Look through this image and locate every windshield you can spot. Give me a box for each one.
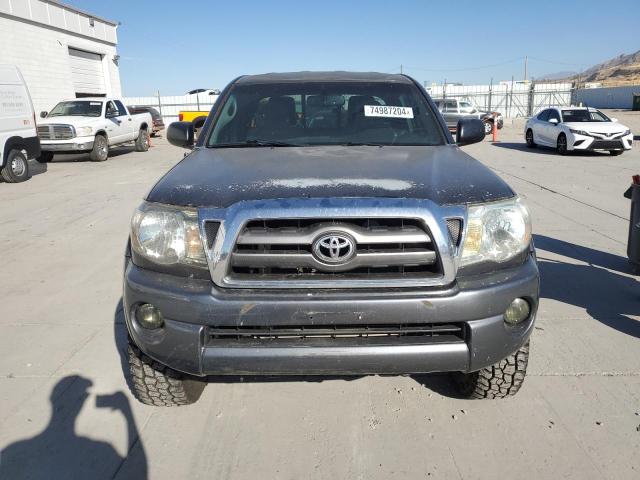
[207,82,445,147]
[561,109,610,123]
[48,101,102,117]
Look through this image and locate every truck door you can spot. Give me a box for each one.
[443,100,460,128]
[114,100,135,141]
[105,101,127,143]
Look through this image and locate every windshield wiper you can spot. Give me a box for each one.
[340,142,386,147]
[209,139,301,148]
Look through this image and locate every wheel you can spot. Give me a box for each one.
[484,121,493,135]
[525,129,536,148]
[452,341,529,399]
[89,135,109,162]
[36,151,54,163]
[127,343,205,406]
[1,149,30,183]
[135,129,150,152]
[609,150,623,156]
[556,133,568,155]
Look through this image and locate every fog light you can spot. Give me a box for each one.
[504,298,530,325]
[135,303,164,329]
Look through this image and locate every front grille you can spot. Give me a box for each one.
[37,125,75,140]
[590,140,623,150]
[591,132,626,139]
[207,323,464,343]
[229,218,441,281]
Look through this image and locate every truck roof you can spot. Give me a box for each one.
[59,97,110,102]
[235,71,414,85]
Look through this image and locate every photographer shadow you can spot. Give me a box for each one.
[0,375,147,480]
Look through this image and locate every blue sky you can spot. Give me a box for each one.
[73,0,639,96]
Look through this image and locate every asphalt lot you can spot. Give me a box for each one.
[1,111,639,479]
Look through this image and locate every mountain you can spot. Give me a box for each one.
[538,70,578,81]
[546,50,640,86]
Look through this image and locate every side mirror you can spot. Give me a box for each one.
[611,117,618,123]
[40,111,48,118]
[548,118,559,124]
[456,118,485,146]
[167,121,195,148]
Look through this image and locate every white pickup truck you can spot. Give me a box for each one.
[37,97,152,162]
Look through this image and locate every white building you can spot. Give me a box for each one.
[0,0,121,113]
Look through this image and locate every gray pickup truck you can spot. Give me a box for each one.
[433,98,504,134]
[123,72,538,406]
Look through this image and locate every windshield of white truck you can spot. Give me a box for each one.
[207,82,446,147]
[48,101,103,117]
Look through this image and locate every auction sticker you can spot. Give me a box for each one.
[364,105,413,119]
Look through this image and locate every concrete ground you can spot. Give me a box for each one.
[1,111,639,479]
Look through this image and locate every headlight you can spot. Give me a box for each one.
[569,128,590,136]
[460,197,531,266]
[130,202,206,267]
[623,129,631,136]
[77,126,93,136]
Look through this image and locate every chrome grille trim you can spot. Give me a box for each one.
[37,124,75,140]
[198,198,466,289]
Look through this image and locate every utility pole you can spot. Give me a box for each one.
[524,56,528,82]
[400,64,403,74]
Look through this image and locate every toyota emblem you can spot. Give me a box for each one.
[312,232,356,264]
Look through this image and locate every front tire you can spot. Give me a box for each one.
[452,341,529,399]
[90,135,109,162]
[525,129,536,148]
[556,133,568,155]
[135,129,150,152]
[484,120,493,135]
[1,149,30,183]
[37,151,54,163]
[127,343,205,406]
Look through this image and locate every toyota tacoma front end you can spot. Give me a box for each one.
[122,72,539,406]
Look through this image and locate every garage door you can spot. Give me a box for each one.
[68,47,106,97]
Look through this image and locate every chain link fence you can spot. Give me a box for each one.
[426,81,574,118]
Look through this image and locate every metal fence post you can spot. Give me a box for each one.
[527,81,535,117]
[488,78,493,112]
[156,90,162,117]
[509,76,514,119]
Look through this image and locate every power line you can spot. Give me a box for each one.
[401,57,524,73]
[527,56,583,67]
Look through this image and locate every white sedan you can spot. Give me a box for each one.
[524,107,633,156]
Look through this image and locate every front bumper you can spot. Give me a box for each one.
[569,132,633,151]
[40,136,94,152]
[123,254,539,377]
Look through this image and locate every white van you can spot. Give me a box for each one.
[0,64,40,183]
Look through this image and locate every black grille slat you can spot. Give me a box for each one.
[208,323,464,341]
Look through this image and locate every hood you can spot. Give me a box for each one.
[147,145,514,208]
[564,121,629,134]
[37,116,93,125]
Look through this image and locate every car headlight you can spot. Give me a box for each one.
[623,129,631,136]
[569,128,590,136]
[77,126,93,136]
[130,202,206,268]
[460,197,531,267]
